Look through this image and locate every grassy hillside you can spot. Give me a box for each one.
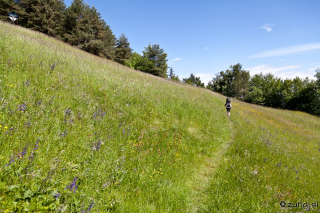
[1,21,320,212]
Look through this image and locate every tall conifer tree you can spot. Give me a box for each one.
[115,33,133,64]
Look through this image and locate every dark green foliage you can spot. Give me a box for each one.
[0,0,20,22]
[208,65,320,116]
[315,68,320,87]
[142,44,168,78]
[168,67,180,82]
[208,63,249,99]
[17,0,66,37]
[124,52,155,73]
[62,1,116,59]
[115,33,132,64]
[183,73,204,88]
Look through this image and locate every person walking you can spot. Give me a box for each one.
[225,97,232,118]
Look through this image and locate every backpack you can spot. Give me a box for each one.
[226,103,231,109]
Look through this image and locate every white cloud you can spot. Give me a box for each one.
[204,47,209,50]
[249,42,320,58]
[247,64,301,76]
[246,64,317,79]
[172,58,182,62]
[195,73,214,86]
[259,24,274,32]
[307,65,320,72]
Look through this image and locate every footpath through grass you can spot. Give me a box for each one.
[0,21,231,212]
[201,99,320,212]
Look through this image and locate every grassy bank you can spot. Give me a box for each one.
[1,21,320,213]
[0,21,230,212]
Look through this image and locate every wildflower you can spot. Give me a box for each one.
[87,202,94,212]
[25,120,31,128]
[92,140,102,151]
[53,193,60,200]
[65,107,71,116]
[25,80,30,87]
[19,104,26,112]
[65,177,78,193]
[37,100,42,106]
[92,112,97,119]
[61,131,67,138]
[57,203,65,212]
[51,62,56,70]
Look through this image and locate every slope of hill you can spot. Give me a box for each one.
[0,21,320,212]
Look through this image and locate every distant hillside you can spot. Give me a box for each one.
[1,21,320,212]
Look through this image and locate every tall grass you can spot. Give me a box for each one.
[0,21,230,212]
[1,21,320,213]
[202,100,320,212]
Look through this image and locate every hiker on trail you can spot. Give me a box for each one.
[225,97,232,118]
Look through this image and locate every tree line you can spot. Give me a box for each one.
[206,63,320,116]
[0,0,169,78]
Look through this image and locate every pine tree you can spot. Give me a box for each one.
[19,0,65,37]
[168,67,180,81]
[115,33,133,64]
[142,44,168,78]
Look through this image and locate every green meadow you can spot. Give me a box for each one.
[0,21,320,212]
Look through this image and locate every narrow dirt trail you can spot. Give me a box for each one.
[186,96,236,212]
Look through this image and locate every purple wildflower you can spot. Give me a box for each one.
[37,100,42,106]
[5,155,15,166]
[102,181,109,188]
[25,80,30,87]
[118,122,122,127]
[51,62,56,70]
[19,104,26,112]
[20,145,28,158]
[25,120,31,127]
[65,107,71,116]
[92,140,102,151]
[28,139,40,161]
[86,202,94,212]
[65,177,78,193]
[57,203,64,212]
[96,140,101,150]
[92,112,97,119]
[60,131,67,137]
[54,193,60,200]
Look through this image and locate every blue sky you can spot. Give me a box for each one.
[65,0,320,85]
